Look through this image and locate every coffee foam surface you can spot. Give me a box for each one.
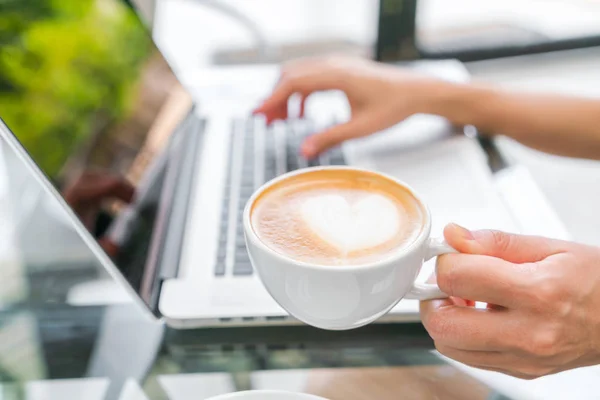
[250,170,424,266]
[300,193,400,254]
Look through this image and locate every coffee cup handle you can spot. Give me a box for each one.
[404,237,457,301]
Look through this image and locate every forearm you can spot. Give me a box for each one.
[420,82,600,160]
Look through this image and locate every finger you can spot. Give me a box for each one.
[463,364,527,379]
[420,301,514,351]
[472,366,536,380]
[436,253,527,307]
[254,74,289,123]
[301,116,377,158]
[256,63,347,118]
[435,344,506,368]
[426,273,475,307]
[93,176,135,203]
[434,346,527,378]
[264,102,288,124]
[254,74,286,115]
[256,75,320,117]
[435,345,539,379]
[444,223,566,263]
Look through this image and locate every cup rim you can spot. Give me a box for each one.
[243,166,432,272]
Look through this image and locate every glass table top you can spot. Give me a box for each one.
[0,127,506,399]
[0,305,500,400]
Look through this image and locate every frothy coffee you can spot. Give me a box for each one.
[250,169,425,266]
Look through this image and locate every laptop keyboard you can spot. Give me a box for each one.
[215,117,346,277]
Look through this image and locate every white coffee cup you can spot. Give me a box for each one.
[206,390,329,400]
[243,166,455,330]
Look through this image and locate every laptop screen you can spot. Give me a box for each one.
[0,0,193,310]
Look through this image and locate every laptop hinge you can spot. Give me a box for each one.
[153,115,205,301]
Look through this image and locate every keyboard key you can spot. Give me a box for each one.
[318,152,330,166]
[233,262,253,276]
[220,216,229,227]
[264,136,278,181]
[241,181,253,191]
[329,148,346,165]
[253,116,267,188]
[214,261,226,276]
[233,247,253,275]
[235,246,249,258]
[271,121,287,175]
[286,153,299,171]
[308,157,320,168]
[216,246,227,261]
[286,141,305,171]
[239,191,254,202]
[242,167,254,178]
[264,163,277,182]
[291,120,309,170]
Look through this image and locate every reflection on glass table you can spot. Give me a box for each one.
[0,303,502,400]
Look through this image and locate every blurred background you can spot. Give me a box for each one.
[148,0,600,67]
[5,0,600,203]
[4,0,600,180]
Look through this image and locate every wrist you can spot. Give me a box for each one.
[397,79,463,116]
[411,80,501,128]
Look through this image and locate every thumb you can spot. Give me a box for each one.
[301,116,376,159]
[443,223,563,263]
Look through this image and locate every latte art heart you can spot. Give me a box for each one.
[300,194,401,254]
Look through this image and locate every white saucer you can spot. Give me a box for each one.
[206,390,329,400]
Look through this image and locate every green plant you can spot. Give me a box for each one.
[0,0,152,177]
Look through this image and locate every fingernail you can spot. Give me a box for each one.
[448,223,473,240]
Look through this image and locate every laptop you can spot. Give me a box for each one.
[0,0,569,328]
